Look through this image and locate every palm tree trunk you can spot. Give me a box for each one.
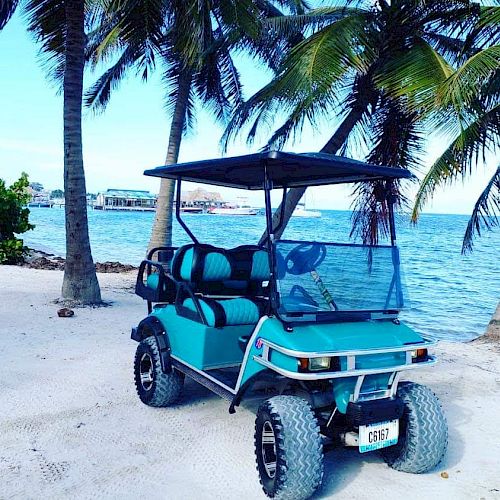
[258,107,364,244]
[148,69,192,252]
[61,0,101,304]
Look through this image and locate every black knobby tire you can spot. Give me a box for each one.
[255,396,324,499]
[134,336,184,407]
[382,382,448,473]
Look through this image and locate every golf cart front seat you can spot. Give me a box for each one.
[172,244,269,327]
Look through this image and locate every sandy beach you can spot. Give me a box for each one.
[1,265,499,500]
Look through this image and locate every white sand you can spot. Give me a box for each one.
[1,266,499,499]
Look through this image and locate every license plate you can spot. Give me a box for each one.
[359,419,399,453]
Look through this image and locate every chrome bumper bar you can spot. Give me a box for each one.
[253,337,437,402]
[253,355,437,381]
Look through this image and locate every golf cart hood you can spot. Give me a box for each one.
[263,317,423,353]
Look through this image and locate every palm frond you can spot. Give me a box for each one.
[464,5,500,50]
[0,0,18,29]
[412,103,500,220]
[350,99,421,245]
[437,45,500,110]
[375,37,454,112]
[223,11,369,149]
[23,0,66,85]
[422,32,469,64]
[85,11,124,68]
[84,46,135,112]
[263,6,368,34]
[103,0,168,77]
[462,165,500,253]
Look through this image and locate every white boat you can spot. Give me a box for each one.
[209,197,258,216]
[292,201,321,218]
[209,204,258,216]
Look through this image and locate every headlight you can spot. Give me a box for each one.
[297,356,335,372]
[411,348,428,363]
[309,357,331,371]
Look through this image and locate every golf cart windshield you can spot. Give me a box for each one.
[275,241,404,318]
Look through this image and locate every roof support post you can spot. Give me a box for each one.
[386,181,397,246]
[175,177,198,243]
[263,162,279,314]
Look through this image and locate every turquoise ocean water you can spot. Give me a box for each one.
[25,207,499,342]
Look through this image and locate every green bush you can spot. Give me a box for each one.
[0,173,35,264]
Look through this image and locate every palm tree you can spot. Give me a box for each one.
[411,43,500,252]
[224,0,498,245]
[1,1,102,303]
[86,0,305,252]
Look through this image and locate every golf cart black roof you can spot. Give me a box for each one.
[144,151,413,190]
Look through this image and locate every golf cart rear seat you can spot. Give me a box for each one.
[172,243,269,327]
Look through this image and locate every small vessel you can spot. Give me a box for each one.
[292,201,321,218]
[181,206,204,214]
[209,198,258,215]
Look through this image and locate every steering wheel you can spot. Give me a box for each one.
[285,243,327,275]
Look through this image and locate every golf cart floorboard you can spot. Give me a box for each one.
[171,359,235,401]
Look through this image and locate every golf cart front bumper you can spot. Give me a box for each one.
[252,337,437,410]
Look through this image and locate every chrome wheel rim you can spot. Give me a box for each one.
[261,421,277,479]
[139,353,154,391]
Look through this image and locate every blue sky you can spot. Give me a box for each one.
[0,11,497,213]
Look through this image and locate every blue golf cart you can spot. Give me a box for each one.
[132,151,448,499]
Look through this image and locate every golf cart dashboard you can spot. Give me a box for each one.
[274,240,405,321]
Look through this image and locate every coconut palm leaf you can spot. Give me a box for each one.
[437,45,500,109]
[263,6,368,33]
[222,10,370,149]
[0,0,18,29]
[462,165,500,252]
[192,27,243,124]
[23,0,67,83]
[463,5,500,49]
[351,100,422,244]
[85,45,137,112]
[412,102,500,219]
[375,37,455,111]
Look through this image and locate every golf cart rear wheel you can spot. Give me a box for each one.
[382,382,448,473]
[255,396,324,499]
[134,336,184,407]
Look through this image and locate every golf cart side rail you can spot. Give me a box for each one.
[253,337,437,381]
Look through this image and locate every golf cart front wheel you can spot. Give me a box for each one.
[134,336,184,407]
[255,396,323,499]
[382,382,448,473]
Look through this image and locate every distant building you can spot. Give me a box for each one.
[178,188,224,212]
[95,189,157,211]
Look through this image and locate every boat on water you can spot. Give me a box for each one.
[28,201,53,208]
[292,201,321,218]
[209,204,259,216]
[181,206,204,214]
[208,198,258,215]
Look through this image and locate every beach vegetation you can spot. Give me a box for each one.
[0,172,34,264]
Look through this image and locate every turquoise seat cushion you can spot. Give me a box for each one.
[172,244,270,285]
[174,245,232,282]
[146,273,160,290]
[250,250,270,280]
[183,297,263,327]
